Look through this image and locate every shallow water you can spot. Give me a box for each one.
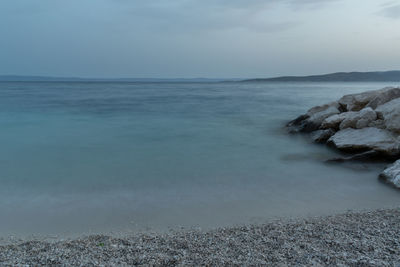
[0,81,399,236]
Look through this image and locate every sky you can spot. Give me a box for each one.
[0,0,400,78]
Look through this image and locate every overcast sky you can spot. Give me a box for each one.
[1,0,400,78]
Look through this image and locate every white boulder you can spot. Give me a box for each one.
[338,87,400,112]
[339,90,381,111]
[307,105,340,128]
[339,107,377,130]
[368,119,386,129]
[322,107,377,130]
[375,98,400,132]
[366,87,400,109]
[311,129,335,143]
[306,101,340,117]
[379,160,400,188]
[288,102,340,133]
[328,127,400,156]
[321,113,348,129]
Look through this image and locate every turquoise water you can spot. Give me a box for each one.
[0,81,399,236]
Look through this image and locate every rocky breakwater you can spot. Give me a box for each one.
[287,86,400,189]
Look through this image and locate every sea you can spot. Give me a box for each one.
[0,81,399,236]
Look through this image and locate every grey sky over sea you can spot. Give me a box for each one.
[1,0,400,78]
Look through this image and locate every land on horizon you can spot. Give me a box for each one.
[1,70,400,83]
[243,70,400,82]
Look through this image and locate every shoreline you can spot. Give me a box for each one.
[1,208,399,265]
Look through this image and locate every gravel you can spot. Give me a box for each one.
[1,208,400,266]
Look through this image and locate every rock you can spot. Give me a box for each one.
[356,118,371,129]
[379,160,400,188]
[306,105,340,130]
[287,114,309,133]
[322,108,377,130]
[339,107,377,130]
[366,87,400,109]
[288,114,309,126]
[375,96,400,114]
[321,113,348,130]
[368,119,386,129]
[375,98,400,132]
[339,90,380,111]
[287,102,340,133]
[287,87,400,190]
[306,101,340,117]
[338,87,400,112]
[311,129,335,143]
[327,127,400,156]
[337,112,358,129]
[326,150,381,162]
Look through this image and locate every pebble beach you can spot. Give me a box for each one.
[1,208,400,266]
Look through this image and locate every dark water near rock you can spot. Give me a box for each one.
[0,81,399,236]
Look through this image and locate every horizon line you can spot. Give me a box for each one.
[1,69,400,82]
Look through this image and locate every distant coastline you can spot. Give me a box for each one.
[2,70,400,83]
[243,70,400,82]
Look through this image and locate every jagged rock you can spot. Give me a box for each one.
[338,87,400,112]
[356,118,371,129]
[368,119,386,129]
[321,113,348,130]
[366,87,400,109]
[327,127,400,156]
[287,102,340,133]
[375,98,400,132]
[322,108,377,130]
[307,106,340,129]
[339,90,380,111]
[287,115,310,133]
[288,87,399,133]
[288,114,309,126]
[311,129,335,143]
[379,160,400,188]
[339,107,377,130]
[375,97,400,116]
[306,101,340,117]
[326,150,381,162]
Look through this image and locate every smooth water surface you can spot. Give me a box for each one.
[0,81,399,236]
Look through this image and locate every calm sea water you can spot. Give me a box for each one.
[1,81,399,236]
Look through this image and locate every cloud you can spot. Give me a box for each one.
[113,0,339,34]
[115,0,337,9]
[0,0,338,35]
[378,3,400,19]
[285,0,339,10]
[0,0,355,78]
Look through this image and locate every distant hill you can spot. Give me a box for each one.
[2,71,400,83]
[243,71,400,82]
[0,75,237,83]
